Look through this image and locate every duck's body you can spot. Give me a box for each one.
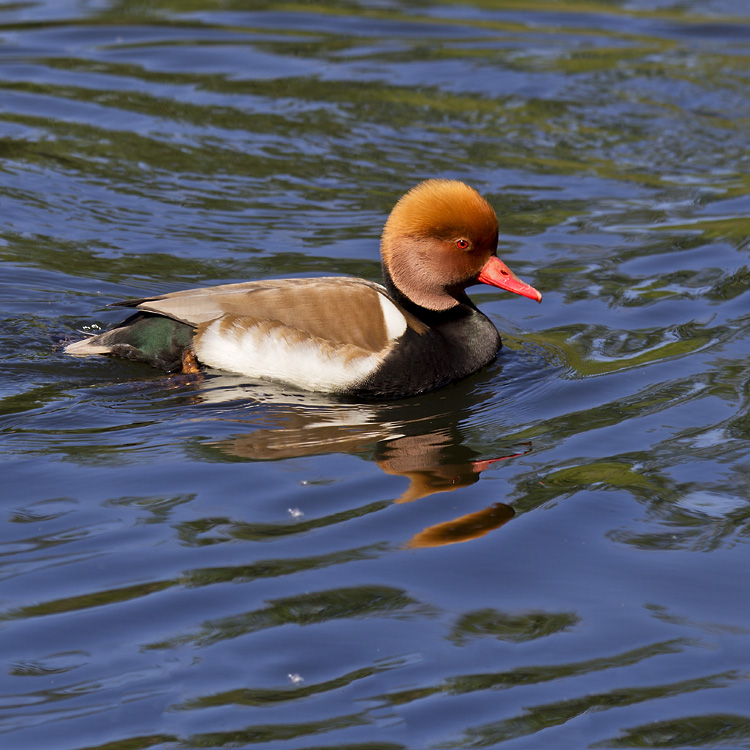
[65,180,541,400]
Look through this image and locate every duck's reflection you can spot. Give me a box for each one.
[406,503,516,549]
[187,374,529,548]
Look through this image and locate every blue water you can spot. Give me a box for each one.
[2,1,750,748]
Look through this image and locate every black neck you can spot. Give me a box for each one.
[381,263,476,325]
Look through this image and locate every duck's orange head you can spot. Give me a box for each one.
[381,179,541,311]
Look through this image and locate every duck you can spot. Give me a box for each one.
[65,179,542,400]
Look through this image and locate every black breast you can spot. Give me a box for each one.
[346,303,502,400]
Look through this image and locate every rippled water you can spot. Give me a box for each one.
[2,1,750,748]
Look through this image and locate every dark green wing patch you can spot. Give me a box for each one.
[104,312,195,372]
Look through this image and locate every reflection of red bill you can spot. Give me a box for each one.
[478,256,542,303]
[472,443,532,473]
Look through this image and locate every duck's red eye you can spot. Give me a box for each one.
[455,239,470,250]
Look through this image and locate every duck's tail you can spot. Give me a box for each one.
[65,312,195,372]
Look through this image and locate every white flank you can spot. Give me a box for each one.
[195,320,384,392]
[377,292,408,340]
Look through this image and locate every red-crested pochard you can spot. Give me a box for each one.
[65,180,542,399]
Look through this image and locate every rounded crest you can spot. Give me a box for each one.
[382,179,498,252]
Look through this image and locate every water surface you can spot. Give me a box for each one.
[2,1,750,748]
